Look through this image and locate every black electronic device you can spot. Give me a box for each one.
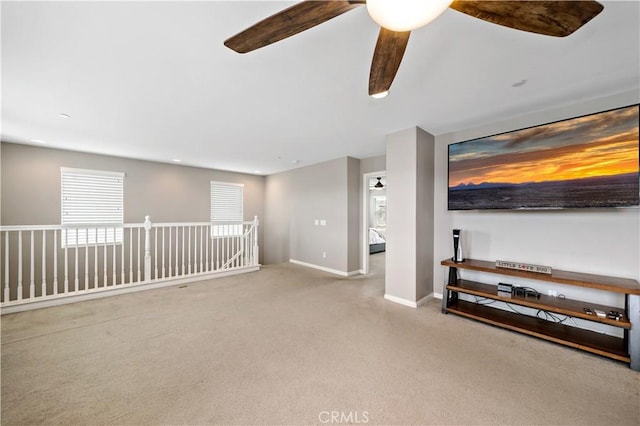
[453,229,464,263]
[607,310,622,321]
[514,286,540,299]
[497,283,513,293]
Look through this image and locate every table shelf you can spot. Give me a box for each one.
[447,279,630,328]
[446,300,629,363]
[441,258,640,370]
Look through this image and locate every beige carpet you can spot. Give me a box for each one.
[1,253,638,425]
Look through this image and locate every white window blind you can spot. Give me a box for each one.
[211,181,244,237]
[61,167,124,247]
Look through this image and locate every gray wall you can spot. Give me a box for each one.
[1,142,265,262]
[347,157,360,272]
[360,155,386,175]
[264,156,360,273]
[416,128,435,300]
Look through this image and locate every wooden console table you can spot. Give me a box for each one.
[441,258,640,371]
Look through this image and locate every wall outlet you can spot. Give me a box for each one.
[547,290,558,297]
[314,219,319,226]
[320,219,327,226]
[322,251,327,258]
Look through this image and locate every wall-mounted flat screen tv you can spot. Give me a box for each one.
[448,104,639,210]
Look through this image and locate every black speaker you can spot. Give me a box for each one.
[453,229,464,263]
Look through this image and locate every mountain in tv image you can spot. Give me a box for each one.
[448,172,639,210]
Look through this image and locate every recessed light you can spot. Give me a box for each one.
[58,113,71,118]
[172,159,181,163]
[30,139,46,144]
[292,160,299,165]
[512,79,527,88]
[254,170,262,174]
[371,90,389,99]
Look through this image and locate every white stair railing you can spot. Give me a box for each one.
[0,216,259,310]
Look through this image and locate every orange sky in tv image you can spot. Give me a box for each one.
[476,137,638,185]
[449,106,639,187]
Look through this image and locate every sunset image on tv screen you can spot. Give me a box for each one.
[448,104,639,210]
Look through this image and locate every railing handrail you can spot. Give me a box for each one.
[0,224,63,231]
[0,220,256,232]
[152,220,255,227]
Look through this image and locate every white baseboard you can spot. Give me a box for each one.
[416,293,433,307]
[0,266,260,315]
[289,259,358,277]
[433,292,443,300]
[384,293,434,308]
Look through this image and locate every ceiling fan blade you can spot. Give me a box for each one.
[224,0,365,53]
[449,0,604,37]
[369,28,411,96]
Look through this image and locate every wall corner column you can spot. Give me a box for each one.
[384,127,435,307]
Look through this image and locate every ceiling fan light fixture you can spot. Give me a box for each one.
[366,0,453,32]
[371,90,389,99]
[374,177,384,190]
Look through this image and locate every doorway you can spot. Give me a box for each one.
[361,171,386,275]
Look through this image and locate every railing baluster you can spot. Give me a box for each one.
[197,226,201,273]
[247,225,251,266]
[41,231,47,297]
[205,226,209,273]
[137,227,141,282]
[168,227,173,277]
[85,228,89,291]
[182,226,185,276]
[17,231,23,301]
[154,227,158,280]
[188,226,192,275]
[175,227,179,277]
[162,227,166,279]
[112,226,117,285]
[226,234,229,270]
[181,225,185,276]
[194,226,198,273]
[129,228,133,283]
[254,218,259,266]
[74,234,79,292]
[4,232,9,302]
[29,230,35,299]
[53,231,58,295]
[64,231,69,294]
[94,229,98,289]
[121,227,125,285]
[103,229,108,287]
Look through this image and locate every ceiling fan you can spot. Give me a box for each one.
[224,1,604,98]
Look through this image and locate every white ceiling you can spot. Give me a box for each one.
[2,1,639,175]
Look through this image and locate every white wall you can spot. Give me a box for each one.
[433,91,640,311]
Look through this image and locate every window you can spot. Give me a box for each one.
[373,196,386,228]
[210,181,244,237]
[61,167,124,247]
